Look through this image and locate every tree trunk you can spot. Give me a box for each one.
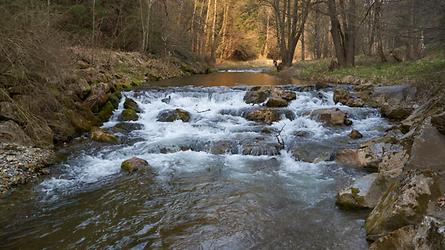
[327,0,356,68]
[375,0,387,62]
[210,0,218,62]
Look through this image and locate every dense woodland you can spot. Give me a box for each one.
[1,0,445,78]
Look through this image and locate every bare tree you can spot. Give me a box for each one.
[262,0,312,67]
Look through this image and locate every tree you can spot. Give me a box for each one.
[263,0,312,67]
[326,0,357,68]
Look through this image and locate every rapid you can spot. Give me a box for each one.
[0,72,390,249]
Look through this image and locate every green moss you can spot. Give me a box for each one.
[91,128,118,143]
[119,108,138,121]
[109,92,121,108]
[97,101,115,122]
[290,52,445,85]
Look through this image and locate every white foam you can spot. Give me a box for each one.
[39,86,388,195]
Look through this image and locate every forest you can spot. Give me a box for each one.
[1,1,445,249]
[1,0,444,70]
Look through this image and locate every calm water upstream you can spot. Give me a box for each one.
[0,71,390,249]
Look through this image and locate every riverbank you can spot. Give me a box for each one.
[279,52,445,86]
[327,83,445,248]
[0,47,208,196]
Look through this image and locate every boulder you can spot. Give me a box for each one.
[349,129,363,139]
[91,127,118,143]
[369,85,417,121]
[121,157,151,173]
[271,89,297,101]
[311,108,349,126]
[123,98,142,113]
[266,97,288,108]
[407,119,445,178]
[369,217,445,250]
[336,173,389,209]
[333,88,364,107]
[381,105,413,121]
[243,87,269,104]
[243,87,296,105]
[432,112,445,134]
[157,109,191,122]
[365,170,442,241]
[111,123,144,134]
[119,109,139,121]
[0,121,33,146]
[336,140,404,172]
[244,108,280,124]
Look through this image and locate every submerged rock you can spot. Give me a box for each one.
[266,97,288,108]
[349,129,363,139]
[369,216,445,250]
[121,157,151,173]
[119,109,139,121]
[244,108,280,124]
[311,108,349,126]
[365,170,442,241]
[91,127,118,143]
[123,98,142,113]
[241,142,282,156]
[157,109,191,122]
[291,143,334,163]
[210,140,237,155]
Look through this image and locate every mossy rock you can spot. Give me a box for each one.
[123,98,141,112]
[91,127,118,143]
[97,101,115,122]
[109,92,122,108]
[157,109,191,122]
[119,108,138,121]
[121,157,151,172]
[266,97,288,107]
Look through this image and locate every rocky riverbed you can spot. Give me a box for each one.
[1,71,444,248]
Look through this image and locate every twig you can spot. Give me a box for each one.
[195,108,211,113]
[275,124,286,149]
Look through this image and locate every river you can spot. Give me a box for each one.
[0,71,390,249]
